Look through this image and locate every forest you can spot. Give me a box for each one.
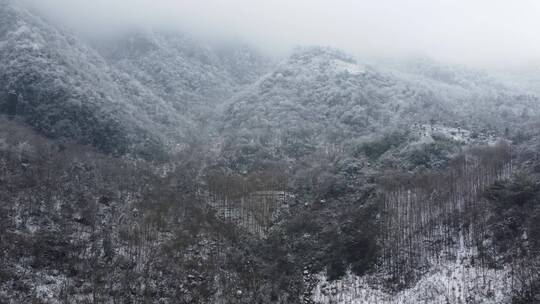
[2,1,540,303]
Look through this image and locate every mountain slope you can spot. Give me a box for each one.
[0,1,198,157]
[96,32,271,123]
[0,1,271,158]
[3,2,540,303]
[219,47,540,171]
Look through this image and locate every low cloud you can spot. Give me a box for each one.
[21,0,540,68]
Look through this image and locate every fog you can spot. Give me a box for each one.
[21,0,540,69]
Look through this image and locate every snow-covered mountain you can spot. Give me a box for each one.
[0,0,270,158]
[2,1,540,303]
[218,46,539,172]
[95,31,271,122]
[1,0,536,160]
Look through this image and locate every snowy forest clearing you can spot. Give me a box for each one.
[311,256,513,304]
[305,142,515,304]
[411,124,498,145]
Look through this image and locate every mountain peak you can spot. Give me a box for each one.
[291,46,356,63]
[271,46,366,79]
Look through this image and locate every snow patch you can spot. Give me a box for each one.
[312,261,513,304]
[333,59,365,75]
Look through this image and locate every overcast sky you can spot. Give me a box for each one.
[22,0,540,69]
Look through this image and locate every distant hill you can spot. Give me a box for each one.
[219,46,540,171]
[0,1,270,158]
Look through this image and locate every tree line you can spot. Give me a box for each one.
[378,141,512,286]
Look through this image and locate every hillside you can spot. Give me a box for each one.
[0,1,269,158]
[219,47,539,172]
[2,1,540,303]
[96,31,271,123]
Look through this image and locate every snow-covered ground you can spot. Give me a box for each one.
[312,262,512,304]
[311,241,514,304]
[332,59,366,75]
[411,124,500,145]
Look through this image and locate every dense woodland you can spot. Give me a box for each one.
[3,115,540,303]
[2,1,540,303]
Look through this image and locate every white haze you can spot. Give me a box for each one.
[20,0,540,69]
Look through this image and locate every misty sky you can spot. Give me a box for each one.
[23,0,540,69]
